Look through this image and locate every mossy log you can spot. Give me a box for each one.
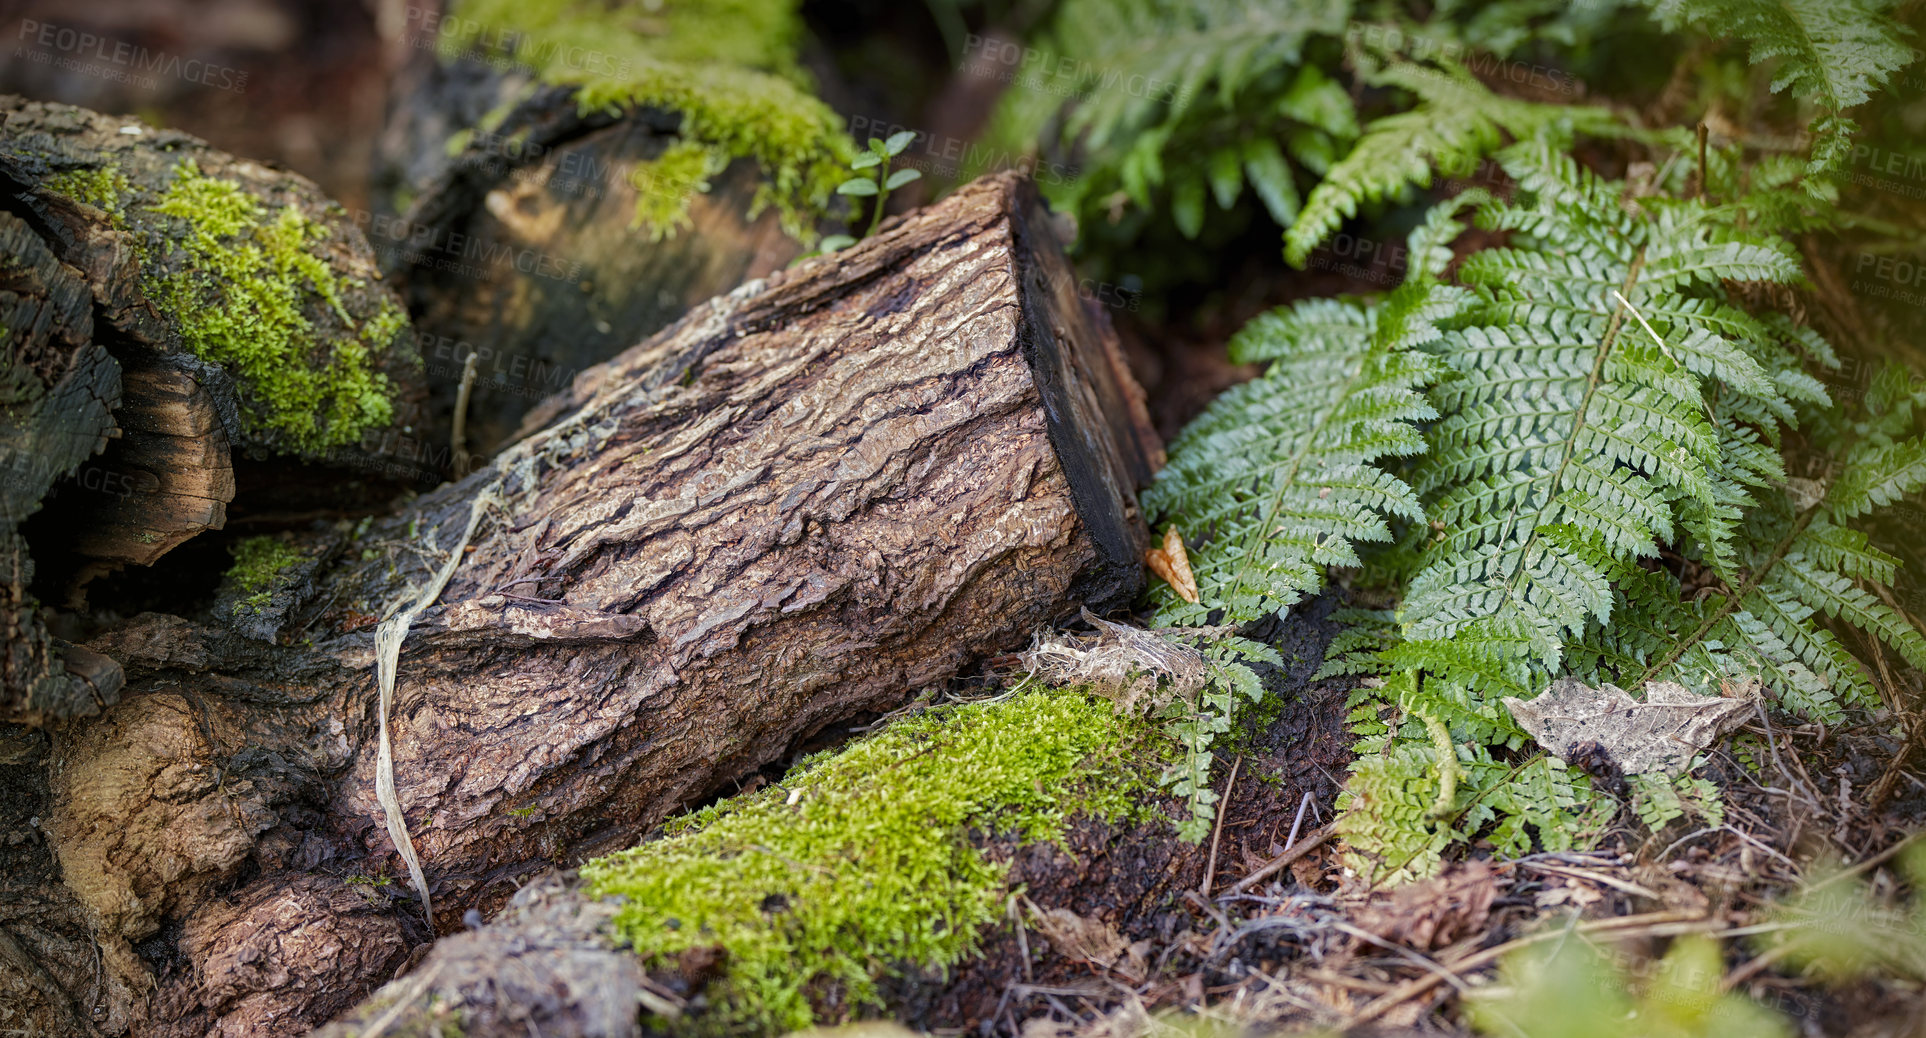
[374,25,826,458]
[2,172,1160,1037]
[0,97,430,658]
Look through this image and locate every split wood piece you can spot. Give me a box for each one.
[16,171,1160,1037]
[0,95,430,575]
[63,357,235,568]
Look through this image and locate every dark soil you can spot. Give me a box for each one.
[884,594,1360,1034]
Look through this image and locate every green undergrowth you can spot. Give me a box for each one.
[224,536,305,615]
[445,0,851,241]
[581,686,1161,1034]
[1122,0,1925,885]
[143,161,404,453]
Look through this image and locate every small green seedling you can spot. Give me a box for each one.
[819,131,921,252]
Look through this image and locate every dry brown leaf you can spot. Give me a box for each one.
[1028,904,1149,983]
[1016,608,1211,714]
[1353,860,1499,951]
[1144,526,1199,603]
[1504,678,1759,776]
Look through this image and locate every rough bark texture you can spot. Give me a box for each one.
[375,32,810,458]
[312,871,645,1038]
[0,207,123,729]
[5,172,1160,1037]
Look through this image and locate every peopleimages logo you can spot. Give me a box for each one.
[14,19,249,92]
[1346,23,1584,96]
[416,332,583,402]
[957,33,1181,104]
[1851,252,1926,308]
[453,128,626,201]
[348,210,585,284]
[403,7,631,79]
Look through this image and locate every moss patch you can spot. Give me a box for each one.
[445,0,852,241]
[225,536,304,615]
[42,166,133,226]
[581,687,1161,1033]
[143,160,401,452]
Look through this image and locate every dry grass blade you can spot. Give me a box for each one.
[373,487,500,922]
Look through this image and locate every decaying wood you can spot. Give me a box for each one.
[64,357,235,569]
[7,171,1159,1037]
[0,96,430,586]
[377,23,810,457]
[311,871,645,1038]
[1,204,125,727]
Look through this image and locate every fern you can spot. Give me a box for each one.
[1298,139,1922,878]
[974,0,1357,260]
[1573,366,1926,723]
[1336,668,1604,883]
[1157,635,1284,842]
[1284,58,1623,266]
[1399,140,1807,667]
[1635,0,1917,176]
[1143,204,1477,625]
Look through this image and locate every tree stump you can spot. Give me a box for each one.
[3,171,1160,1037]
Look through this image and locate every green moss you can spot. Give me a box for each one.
[42,166,133,225]
[582,688,1158,1033]
[143,161,401,453]
[446,0,852,241]
[225,535,304,614]
[631,139,726,241]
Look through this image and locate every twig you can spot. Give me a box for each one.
[451,352,478,478]
[1753,699,1818,808]
[373,485,501,922]
[1285,790,1313,850]
[1720,940,1799,993]
[1810,830,1925,892]
[1010,894,1034,984]
[1331,922,1473,995]
[1516,860,1663,901]
[1201,755,1241,897]
[1226,824,1331,895]
[359,961,445,1038]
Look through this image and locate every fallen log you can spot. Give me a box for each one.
[7,171,1160,1037]
[374,0,850,458]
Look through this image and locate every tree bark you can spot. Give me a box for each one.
[6,171,1160,1037]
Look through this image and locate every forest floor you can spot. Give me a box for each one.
[811,591,1926,1038]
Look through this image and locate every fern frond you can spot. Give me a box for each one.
[1826,440,1926,519]
[1146,282,1461,624]
[1637,0,1916,175]
[1393,138,1826,671]
[1642,0,1914,114]
[977,0,1356,247]
[1284,60,1621,266]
